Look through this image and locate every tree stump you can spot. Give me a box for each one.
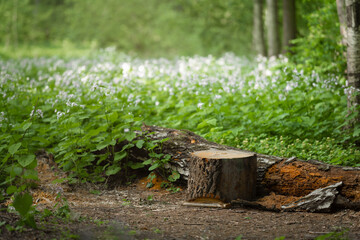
[187,149,257,204]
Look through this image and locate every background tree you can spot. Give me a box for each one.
[253,0,266,56]
[337,0,347,45]
[282,0,296,53]
[266,0,280,56]
[345,0,360,124]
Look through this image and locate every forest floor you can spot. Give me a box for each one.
[1,157,360,240]
[1,180,360,240]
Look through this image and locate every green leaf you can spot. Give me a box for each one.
[108,111,118,123]
[96,142,110,150]
[6,185,17,195]
[17,154,35,168]
[114,152,127,162]
[8,143,21,155]
[24,214,37,229]
[143,159,153,165]
[23,169,38,180]
[136,140,145,149]
[168,171,180,182]
[22,122,32,131]
[125,132,136,142]
[31,136,50,145]
[105,166,121,176]
[148,162,160,171]
[90,190,101,195]
[129,162,144,169]
[197,118,217,129]
[13,193,33,217]
[353,127,360,137]
[6,165,23,176]
[121,143,134,151]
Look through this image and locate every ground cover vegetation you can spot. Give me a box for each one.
[0,0,359,238]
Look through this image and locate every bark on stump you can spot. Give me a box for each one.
[187,149,257,204]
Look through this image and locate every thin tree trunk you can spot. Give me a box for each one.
[253,0,266,56]
[282,0,296,54]
[345,0,360,124]
[12,0,18,48]
[266,0,280,57]
[337,0,348,45]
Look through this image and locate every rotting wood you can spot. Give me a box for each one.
[281,182,343,212]
[263,158,360,202]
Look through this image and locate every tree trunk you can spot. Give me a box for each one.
[12,0,18,48]
[346,0,360,124]
[282,0,296,54]
[266,0,280,56]
[253,0,266,56]
[337,0,348,45]
[187,149,257,203]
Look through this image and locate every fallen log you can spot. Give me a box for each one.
[128,125,360,211]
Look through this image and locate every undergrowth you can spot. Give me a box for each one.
[0,50,359,227]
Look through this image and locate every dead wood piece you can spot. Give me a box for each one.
[231,199,280,212]
[183,201,231,209]
[281,182,342,212]
[187,149,257,203]
[263,159,360,202]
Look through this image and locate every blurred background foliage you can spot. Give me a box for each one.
[0,0,344,63]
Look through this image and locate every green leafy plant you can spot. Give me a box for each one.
[1,50,359,217]
[12,192,37,228]
[314,229,349,240]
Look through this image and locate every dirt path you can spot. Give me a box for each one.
[1,155,360,240]
[67,186,360,240]
[1,182,360,240]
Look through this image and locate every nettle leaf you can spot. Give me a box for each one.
[105,166,121,176]
[16,154,36,168]
[13,192,33,217]
[8,143,21,155]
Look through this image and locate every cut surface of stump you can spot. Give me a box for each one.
[187,149,257,205]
